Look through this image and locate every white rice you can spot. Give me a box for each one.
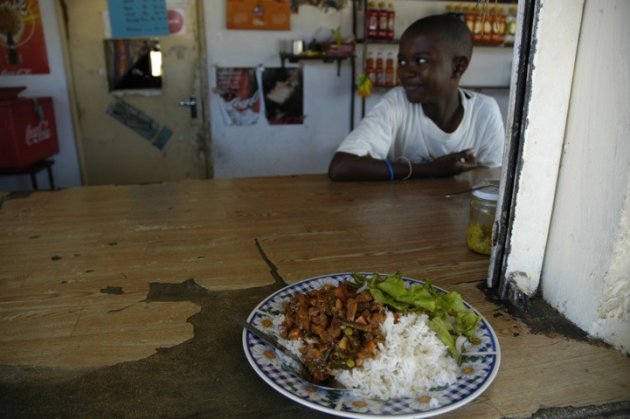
[275,310,459,400]
[336,311,459,399]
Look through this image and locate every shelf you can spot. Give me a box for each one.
[357,39,513,48]
[279,53,354,76]
[357,38,400,45]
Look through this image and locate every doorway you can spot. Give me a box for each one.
[59,0,211,185]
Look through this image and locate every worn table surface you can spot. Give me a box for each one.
[1,171,629,418]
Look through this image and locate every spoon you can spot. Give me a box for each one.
[236,317,349,391]
[444,180,499,198]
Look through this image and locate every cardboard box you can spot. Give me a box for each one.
[0,90,59,170]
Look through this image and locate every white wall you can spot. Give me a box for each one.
[542,0,630,353]
[205,3,354,179]
[0,0,81,190]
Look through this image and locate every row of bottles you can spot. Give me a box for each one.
[366,1,395,41]
[365,49,398,88]
[445,3,517,46]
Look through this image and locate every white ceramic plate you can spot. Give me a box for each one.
[242,273,501,418]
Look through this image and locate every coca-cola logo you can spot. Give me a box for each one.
[25,120,51,145]
[228,94,259,113]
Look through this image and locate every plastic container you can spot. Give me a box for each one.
[466,186,498,255]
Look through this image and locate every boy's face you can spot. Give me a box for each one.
[397,31,459,104]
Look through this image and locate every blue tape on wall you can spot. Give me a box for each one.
[106,99,172,150]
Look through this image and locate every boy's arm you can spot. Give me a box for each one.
[328,150,477,181]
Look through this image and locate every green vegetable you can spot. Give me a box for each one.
[352,272,480,363]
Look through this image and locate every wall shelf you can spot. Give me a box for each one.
[279,53,353,77]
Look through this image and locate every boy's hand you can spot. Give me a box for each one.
[427,149,478,177]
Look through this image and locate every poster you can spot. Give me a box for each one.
[262,67,303,125]
[215,67,261,126]
[226,0,290,31]
[0,0,49,75]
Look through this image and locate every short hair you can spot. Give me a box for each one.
[401,14,473,60]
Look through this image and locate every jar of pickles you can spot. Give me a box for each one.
[466,186,498,255]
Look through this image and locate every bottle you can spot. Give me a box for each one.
[374,50,384,87]
[386,2,395,40]
[385,51,394,87]
[466,186,499,255]
[504,6,517,45]
[492,6,506,45]
[464,5,476,34]
[377,2,388,40]
[367,1,378,40]
[482,6,494,44]
[366,50,376,84]
[472,4,484,44]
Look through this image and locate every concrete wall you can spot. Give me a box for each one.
[542,0,630,353]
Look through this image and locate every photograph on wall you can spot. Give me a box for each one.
[0,0,50,75]
[226,0,290,30]
[262,67,303,125]
[215,67,261,126]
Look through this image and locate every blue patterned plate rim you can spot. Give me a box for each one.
[242,272,501,418]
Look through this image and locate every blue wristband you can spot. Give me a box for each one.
[384,159,394,181]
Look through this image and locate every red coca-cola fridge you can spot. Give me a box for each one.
[0,87,59,169]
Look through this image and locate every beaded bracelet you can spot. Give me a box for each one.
[384,159,395,181]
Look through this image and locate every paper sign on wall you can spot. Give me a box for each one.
[107,0,169,38]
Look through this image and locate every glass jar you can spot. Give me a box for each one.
[466,187,498,255]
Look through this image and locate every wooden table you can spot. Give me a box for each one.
[1,171,629,418]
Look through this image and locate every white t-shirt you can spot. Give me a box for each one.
[336,87,505,167]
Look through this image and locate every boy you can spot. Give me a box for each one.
[328,13,505,181]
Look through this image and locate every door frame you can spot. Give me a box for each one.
[488,0,585,308]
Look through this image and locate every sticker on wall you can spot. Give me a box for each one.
[107,0,169,38]
[106,99,172,150]
[262,67,303,125]
[215,67,262,126]
[167,8,185,35]
[226,0,291,31]
[0,0,50,75]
